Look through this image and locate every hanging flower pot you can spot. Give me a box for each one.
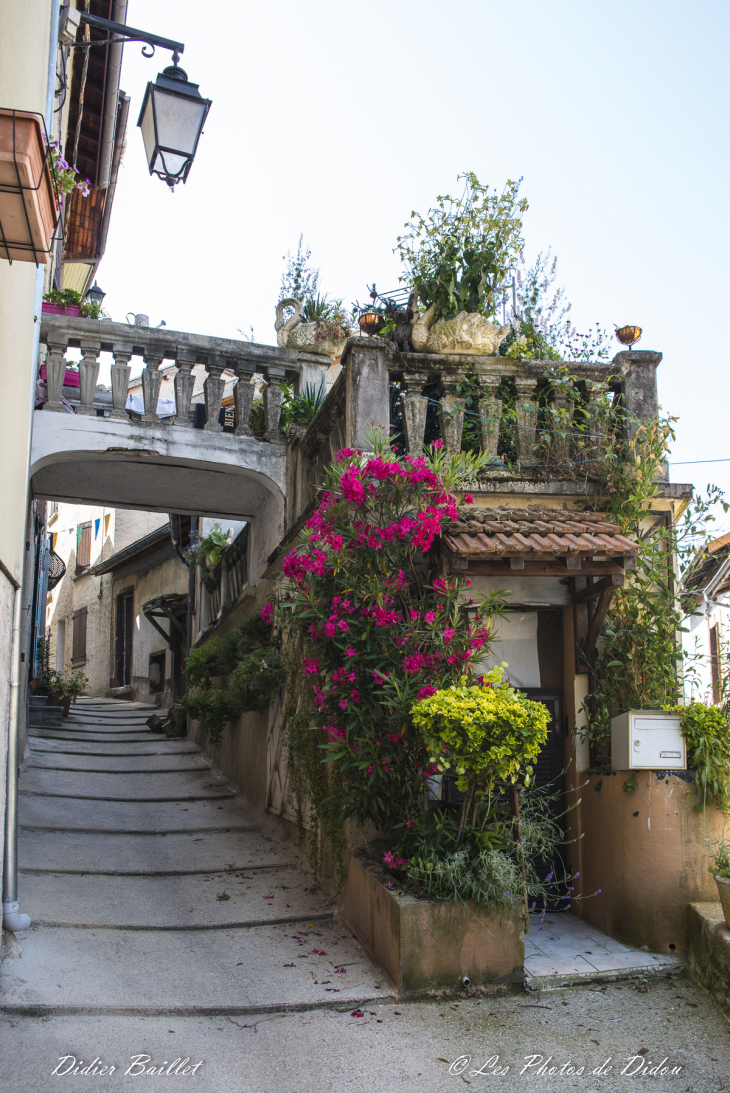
[358,312,384,337]
[0,109,58,263]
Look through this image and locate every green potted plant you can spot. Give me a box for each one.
[395,172,525,355]
[707,830,730,927]
[184,523,228,570]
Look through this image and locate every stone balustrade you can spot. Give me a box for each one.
[39,313,330,438]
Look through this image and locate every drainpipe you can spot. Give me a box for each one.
[2,0,61,933]
[97,1,128,189]
[2,590,31,932]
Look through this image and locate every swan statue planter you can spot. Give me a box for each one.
[275,297,349,359]
[411,303,510,356]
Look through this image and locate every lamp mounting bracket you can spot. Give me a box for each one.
[76,13,185,65]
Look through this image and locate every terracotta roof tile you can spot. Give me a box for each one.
[444,506,639,559]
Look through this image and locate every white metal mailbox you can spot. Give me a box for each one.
[611,710,686,770]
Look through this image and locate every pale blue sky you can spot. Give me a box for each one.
[97,0,730,501]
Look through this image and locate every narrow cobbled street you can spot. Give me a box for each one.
[0,698,729,1091]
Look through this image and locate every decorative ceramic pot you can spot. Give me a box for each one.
[275,298,349,359]
[411,304,510,356]
[61,696,72,718]
[714,874,730,928]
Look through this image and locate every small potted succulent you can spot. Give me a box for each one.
[707,830,730,927]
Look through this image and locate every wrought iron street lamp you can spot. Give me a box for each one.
[74,12,212,189]
[85,281,106,308]
[137,64,211,189]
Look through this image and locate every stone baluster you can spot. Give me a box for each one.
[77,339,101,416]
[233,359,257,437]
[585,380,610,465]
[110,344,133,420]
[437,384,466,454]
[264,366,286,440]
[43,336,69,412]
[399,372,429,454]
[549,389,574,468]
[514,377,539,465]
[475,375,502,461]
[141,349,164,425]
[203,356,227,432]
[174,349,196,427]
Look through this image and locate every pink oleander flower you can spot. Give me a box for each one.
[442,627,456,643]
[328,534,345,551]
[424,611,436,623]
[259,603,274,625]
[432,439,444,449]
[303,657,321,675]
[345,646,356,657]
[463,493,474,504]
[417,684,438,701]
[405,821,413,829]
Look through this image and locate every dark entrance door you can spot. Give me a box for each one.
[522,688,565,904]
[114,589,134,687]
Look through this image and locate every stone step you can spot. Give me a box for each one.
[20,868,326,928]
[19,769,235,802]
[55,723,162,733]
[19,795,256,835]
[28,731,168,744]
[27,752,211,773]
[0,922,389,1014]
[18,829,297,875]
[28,740,200,757]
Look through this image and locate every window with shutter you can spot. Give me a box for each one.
[72,608,87,664]
[76,522,92,572]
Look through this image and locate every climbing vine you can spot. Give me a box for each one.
[178,611,281,747]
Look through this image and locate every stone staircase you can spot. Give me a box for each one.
[1,697,390,1016]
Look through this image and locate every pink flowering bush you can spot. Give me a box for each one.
[281,430,508,852]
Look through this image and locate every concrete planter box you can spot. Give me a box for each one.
[339,854,524,996]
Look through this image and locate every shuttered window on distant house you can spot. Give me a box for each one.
[76,521,92,573]
[72,607,87,664]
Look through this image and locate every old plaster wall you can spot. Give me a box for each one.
[110,553,187,707]
[573,772,724,954]
[47,505,169,696]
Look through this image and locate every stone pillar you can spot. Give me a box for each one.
[141,351,164,425]
[233,359,257,437]
[204,356,226,432]
[438,387,466,453]
[44,337,69,412]
[264,366,286,440]
[174,349,196,427]
[614,350,661,435]
[514,377,538,465]
[476,375,502,461]
[76,339,101,416]
[399,372,429,455]
[343,337,392,451]
[110,345,133,420]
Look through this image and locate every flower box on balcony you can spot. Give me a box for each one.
[41,303,81,317]
[0,109,58,263]
[40,363,80,388]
